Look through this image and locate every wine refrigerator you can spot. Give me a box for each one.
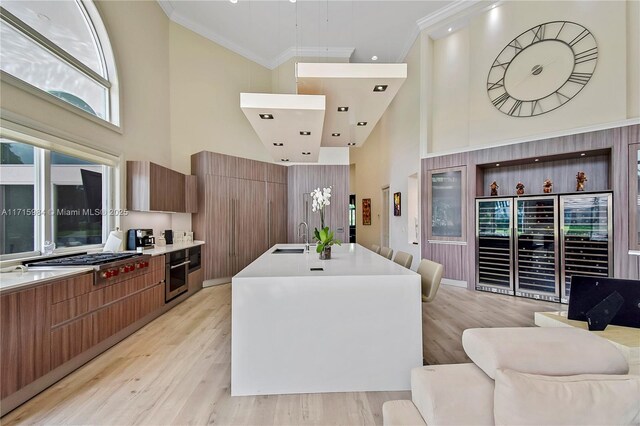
[475,192,612,303]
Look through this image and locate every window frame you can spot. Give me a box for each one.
[0,123,120,261]
[0,0,121,130]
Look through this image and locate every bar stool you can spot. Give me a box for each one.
[380,246,393,260]
[371,244,381,254]
[417,259,444,302]
[393,251,413,269]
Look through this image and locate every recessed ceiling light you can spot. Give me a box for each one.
[491,4,496,8]
[348,143,356,146]
[273,142,284,147]
[281,158,289,162]
[259,113,273,119]
[534,158,539,162]
[448,27,452,32]
[300,131,311,136]
[495,163,500,167]
[357,122,367,126]
[229,0,238,3]
[580,153,586,156]
[373,85,388,92]
[302,152,311,155]
[337,106,349,112]
[289,0,296,3]
[371,55,378,61]
[331,133,340,137]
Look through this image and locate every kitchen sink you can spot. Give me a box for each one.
[272,248,305,254]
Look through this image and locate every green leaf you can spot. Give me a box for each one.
[319,228,328,242]
[316,244,323,253]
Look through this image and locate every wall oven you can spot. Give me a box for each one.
[166,249,189,302]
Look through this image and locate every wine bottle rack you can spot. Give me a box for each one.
[476,198,514,295]
[515,197,560,302]
[560,193,612,303]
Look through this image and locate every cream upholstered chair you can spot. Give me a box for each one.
[380,246,394,260]
[417,259,444,302]
[371,244,382,254]
[393,251,413,269]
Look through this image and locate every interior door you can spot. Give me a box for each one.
[231,178,268,274]
[267,182,287,247]
[382,187,390,247]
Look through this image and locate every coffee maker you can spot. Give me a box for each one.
[126,229,155,251]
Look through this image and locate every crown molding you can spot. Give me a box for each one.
[270,46,354,69]
[416,0,484,33]
[156,0,175,19]
[397,0,491,62]
[156,0,491,68]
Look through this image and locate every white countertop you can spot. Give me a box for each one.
[0,267,94,293]
[231,242,422,396]
[0,241,204,293]
[128,240,205,256]
[235,243,416,278]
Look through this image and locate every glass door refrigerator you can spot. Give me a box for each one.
[476,198,514,295]
[515,196,560,302]
[560,193,613,303]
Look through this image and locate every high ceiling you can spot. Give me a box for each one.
[157,0,453,69]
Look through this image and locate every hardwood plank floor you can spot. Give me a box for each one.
[2,283,562,425]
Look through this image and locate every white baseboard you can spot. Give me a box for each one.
[441,278,467,288]
[203,277,231,287]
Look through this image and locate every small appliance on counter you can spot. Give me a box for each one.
[164,230,173,245]
[126,229,155,251]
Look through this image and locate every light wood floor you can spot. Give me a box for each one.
[2,283,561,425]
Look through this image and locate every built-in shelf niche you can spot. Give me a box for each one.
[477,149,610,197]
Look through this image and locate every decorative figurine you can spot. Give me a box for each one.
[576,171,588,191]
[543,178,553,193]
[516,182,525,196]
[490,181,499,196]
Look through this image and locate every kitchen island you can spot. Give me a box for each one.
[231,243,422,396]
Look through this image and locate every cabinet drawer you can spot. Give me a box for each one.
[50,273,93,304]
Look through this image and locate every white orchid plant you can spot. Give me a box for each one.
[310,186,341,253]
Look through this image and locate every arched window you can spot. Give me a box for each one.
[0,1,119,126]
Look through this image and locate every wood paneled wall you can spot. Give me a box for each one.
[287,165,350,244]
[481,154,610,196]
[421,124,640,288]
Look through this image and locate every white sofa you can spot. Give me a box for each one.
[383,327,640,426]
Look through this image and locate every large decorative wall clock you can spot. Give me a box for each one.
[487,21,598,117]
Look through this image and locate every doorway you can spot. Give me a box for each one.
[382,186,390,247]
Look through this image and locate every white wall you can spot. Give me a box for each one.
[430,0,636,153]
[168,23,274,175]
[350,37,422,269]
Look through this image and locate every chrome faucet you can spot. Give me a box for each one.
[298,222,309,252]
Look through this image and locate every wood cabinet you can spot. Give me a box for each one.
[192,152,288,283]
[267,182,288,246]
[185,175,198,213]
[188,268,203,294]
[1,256,166,410]
[0,284,51,398]
[232,177,268,273]
[127,161,194,213]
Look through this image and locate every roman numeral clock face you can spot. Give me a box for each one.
[487,21,598,117]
